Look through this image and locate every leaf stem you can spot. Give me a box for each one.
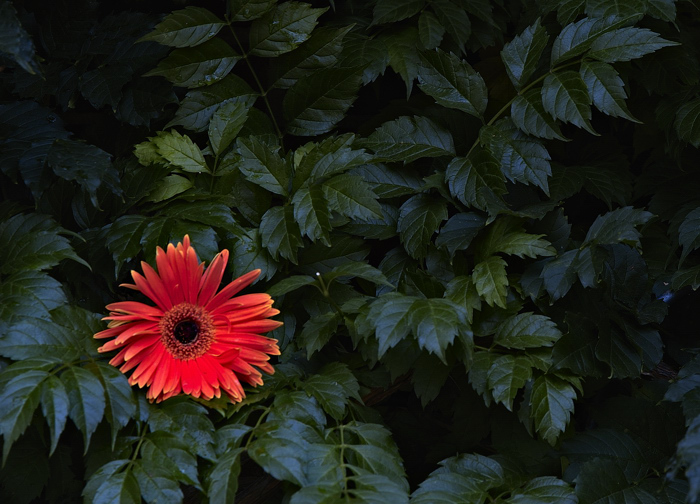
[316,272,346,317]
[226,19,285,146]
[243,405,272,450]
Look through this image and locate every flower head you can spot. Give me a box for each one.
[94,235,281,403]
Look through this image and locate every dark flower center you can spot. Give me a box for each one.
[159,302,215,360]
[174,320,199,344]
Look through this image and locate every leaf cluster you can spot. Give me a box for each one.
[1,0,700,502]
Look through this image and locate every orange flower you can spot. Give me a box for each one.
[94,235,281,403]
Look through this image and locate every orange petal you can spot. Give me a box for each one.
[205,270,261,312]
[198,250,229,306]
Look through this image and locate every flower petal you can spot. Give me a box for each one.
[198,250,229,306]
[205,270,261,312]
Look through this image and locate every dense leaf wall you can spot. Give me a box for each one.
[1,0,700,502]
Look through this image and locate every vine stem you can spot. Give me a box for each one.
[243,405,272,450]
[465,58,584,159]
[225,19,285,146]
[315,272,346,317]
[338,424,351,502]
[125,422,149,471]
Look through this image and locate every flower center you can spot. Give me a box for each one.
[174,320,199,344]
[159,302,215,360]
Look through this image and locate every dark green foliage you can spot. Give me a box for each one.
[1,0,699,502]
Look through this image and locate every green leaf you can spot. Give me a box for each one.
[40,375,68,456]
[342,422,408,486]
[487,354,533,411]
[322,174,382,221]
[511,89,568,141]
[481,121,552,194]
[446,149,506,212]
[140,432,200,486]
[299,135,371,185]
[507,476,577,504]
[102,215,148,276]
[412,353,452,407]
[473,256,509,308]
[412,454,504,503]
[152,129,208,173]
[362,115,455,163]
[494,312,563,350]
[0,270,66,324]
[231,229,278,281]
[86,362,136,447]
[595,326,641,378]
[267,275,316,297]
[144,38,239,88]
[384,26,421,97]
[445,276,482,324]
[283,66,363,136]
[259,206,304,262]
[292,179,332,245]
[431,0,471,50]
[672,266,700,291]
[371,0,424,25]
[397,194,448,259]
[61,366,105,452]
[228,0,276,21]
[138,7,225,47]
[325,261,393,288]
[46,139,119,206]
[298,311,341,358]
[146,174,193,203]
[550,16,634,66]
[249,2,328,57]
[248,419,331,487]
[165,74,257,131]
[1,316,83,361]
[303,362,361,420]
[0,2,40,74]
[530,375,576,445]
[0,213,86,274]
[93,468,141,504]
[585,0,648,18]
[367,293,420,358]
[410,298,467,363]
[270,25,353,89]
[417,49,488,117]
[418,10,445,50]
[0,368,48,463]
[646,0,677,22]
[580,163,633,209]
[83,460,129,503]
[148,400,215,461]
[501,18,549,89]
[588,27,678,63]
[133,462,184,503]
[674,97,700,148]
[480,218,557,259]
[542,71,596,134]
[541,249,578,301]
[580,60,639,122]
[436,213,486,257]
[575,458,657,504]
[562,428,650,481]
[207,448,244,504]
[237,136,290,196]
[583,206,654,247]
[340,32,389,85]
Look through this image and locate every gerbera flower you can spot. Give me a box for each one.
[94,235,282,403]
